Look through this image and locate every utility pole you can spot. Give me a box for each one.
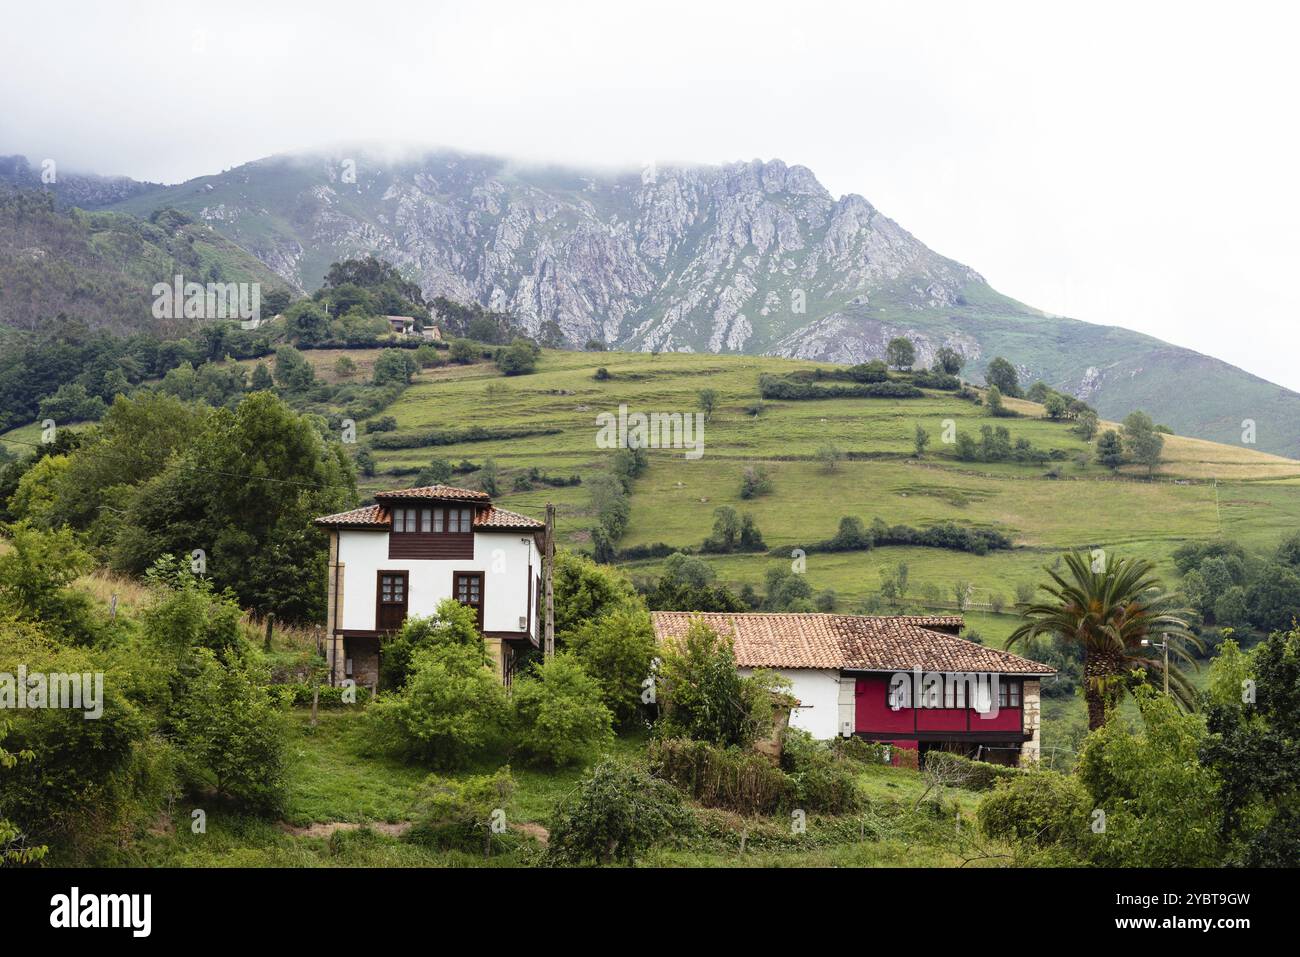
[543,503,555,660]
[1163,638,1170,696]
[1142,637,1171,695]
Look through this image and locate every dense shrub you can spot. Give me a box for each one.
[0,623,171,853]
[649,737,792,814]
[908,369,961,390]
[547,760,694,865]
[380,600,483,690]
[512,653,615,767]
[0,522,103,646]
[495,339,540,376]
[565,606,658,726]
[406,767,517,855]
[657,619,757,748]
[1077,687,1224,867]
[174,649,289,813]
[367,643,510,768]
[921,750,1024,792]
[779,730,862,813]
[976,770,1092,851]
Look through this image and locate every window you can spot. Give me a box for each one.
[455,572,484,628]
[942,680,967,709]
[380,574,405,604]
[998,680,1022,708]
[392,506,474,534]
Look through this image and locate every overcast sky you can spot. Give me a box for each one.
[3,0,1297,389]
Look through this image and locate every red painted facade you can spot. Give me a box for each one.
[853,674,1024,743]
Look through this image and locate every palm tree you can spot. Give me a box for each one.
[1008,551,1200,730]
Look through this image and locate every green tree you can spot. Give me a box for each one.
[566,606,658,726]
[1201,626,1300,865]
[1095,429,1125,469]
[175,649,289,812]
[816,443,842,472]
[886,337,915,370]
[372,348,419,386]
[913,424,930,457]
[552,549,639,641]
[513,653,615,766]
[250,362,275,390]
[1077,686,1223,866]
[984,356,1021,397]
[696,388,719,421]
[706,505,740,552]
[1009,551,1199,729]
[934,346,964,375]
[548,759,693,865]
[739,464,772,499]
[272,345,315,392]
[449,339,478,364]
[380,599,483,689]
[478,458,499,496]
[0,522,99,644]
[1244,562,1300,631]
[368,642,510,768]
[658,619,754,747]
[333,355,357,378]
[1043,393,1068,419]
[0,716,46,865]
[113,392,355,623]
[1074,409,1099,441]
[1122,410,1164,476]
[496,339,539,376]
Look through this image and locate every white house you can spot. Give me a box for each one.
[652,612,1054,766]
[315,484,544,687]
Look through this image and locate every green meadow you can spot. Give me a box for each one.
[333,347,1300,650]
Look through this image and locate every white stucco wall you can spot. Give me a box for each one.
[739,667,844,740]
[338,529,539,639]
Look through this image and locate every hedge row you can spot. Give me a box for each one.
[923,750,1025,791]
[368,425,562,449]
[758,375,924,401]
[775,518,1013,558]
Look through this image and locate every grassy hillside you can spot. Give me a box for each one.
[271,347,1300,652]
[0,190,291,334]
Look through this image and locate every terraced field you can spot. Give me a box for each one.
[305,347,1300,647]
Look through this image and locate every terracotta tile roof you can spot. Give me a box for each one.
[892,615,965,630]
[650,612,1054,676]
[473,506,545,530]
[313,497,543,531]
[314,504,389,528]
[374,484,491,503]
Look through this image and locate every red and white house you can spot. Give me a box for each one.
[315,485,545,687]
[652,612,1055,766]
